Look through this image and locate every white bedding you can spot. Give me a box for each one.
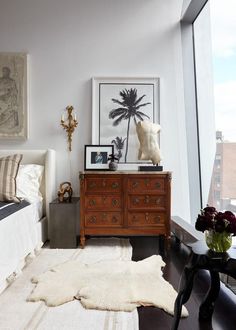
[0,149,56,295]
[0,201,44,294]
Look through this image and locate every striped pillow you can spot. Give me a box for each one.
[0,154,23,203]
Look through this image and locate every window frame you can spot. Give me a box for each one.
[181,0,209,223]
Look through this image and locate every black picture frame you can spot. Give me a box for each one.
[84,145,114,170]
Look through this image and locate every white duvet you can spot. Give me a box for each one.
[0,202,43,292]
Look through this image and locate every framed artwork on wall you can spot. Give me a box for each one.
[0,53,28,140]
[84,144,114,170]
[92,77,160,169]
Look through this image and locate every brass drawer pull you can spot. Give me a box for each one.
[144,195,150,204]
[89,199,96,206]
[155,182,161,189]
[112,216,118,223]
[156,197,161,205]
[102,180,106,187]
[133,198,140,205]
[112,199,118,206]
[89,182,96,189]
[132,215,139,223]
[112,182,119,189]
[132,181,138,188]
[144,179,150,186]
[154,216,161,223]
[88,216,96,224]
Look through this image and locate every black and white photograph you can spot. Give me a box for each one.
[0,53,28,139]
[84,145,114,170]
[92,77,160,168]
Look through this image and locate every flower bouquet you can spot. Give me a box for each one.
[195,206,236,252]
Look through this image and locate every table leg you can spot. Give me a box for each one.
[80,235,86,248]
[199,270,220,320]
[172,264,197,330]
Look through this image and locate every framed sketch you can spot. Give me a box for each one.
[92,77,160,169]
[84,145,114,170]
[0,53,28,140]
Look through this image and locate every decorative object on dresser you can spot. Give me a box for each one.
[107,153,119,171]
[49,197,79,248]
[79,171,171,248]
[0,53,28,140]
[136,120,163,171]
[84,144,114,170]
[92,77,160,170]
[60,105,78,151]
[57,181,73,203]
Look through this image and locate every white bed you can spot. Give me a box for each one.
[0,149,56,294]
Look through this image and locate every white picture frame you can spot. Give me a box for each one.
[92,76,160,170]
[0,52,29,140]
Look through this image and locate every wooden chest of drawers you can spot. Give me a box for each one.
[79,171,171,248]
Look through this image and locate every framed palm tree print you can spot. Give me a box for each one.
[92,77,160,169]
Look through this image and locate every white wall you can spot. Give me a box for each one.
[0,0,190,220]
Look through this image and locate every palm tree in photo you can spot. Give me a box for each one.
[109,88,150,162]
[111,136,127,162]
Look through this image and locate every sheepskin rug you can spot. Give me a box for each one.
[28,255,188,317]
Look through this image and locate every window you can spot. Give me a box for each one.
[181,0,236,220]
[193,0,236,212]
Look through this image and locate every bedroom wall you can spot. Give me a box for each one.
[0,0,191,221]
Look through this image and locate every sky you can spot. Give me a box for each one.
[210,0,236,142]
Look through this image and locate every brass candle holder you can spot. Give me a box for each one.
[61,106,78,151]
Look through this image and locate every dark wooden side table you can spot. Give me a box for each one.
[172,240,236,330]
[49,197,80,248]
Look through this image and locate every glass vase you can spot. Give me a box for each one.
[205,230,232,252]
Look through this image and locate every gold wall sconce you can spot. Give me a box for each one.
[61,105,78,151]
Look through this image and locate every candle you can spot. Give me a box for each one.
[74,113,77,121]
[61,114,64,121]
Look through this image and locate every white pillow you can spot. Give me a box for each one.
[16,164,44,203]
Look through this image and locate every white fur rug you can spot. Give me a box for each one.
[28,254,188,317]
[0,238,138,330]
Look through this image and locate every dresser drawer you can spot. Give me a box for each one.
[85,212,123,227]
[128,212,165,227]
[128,194,165,209]
[85,195,121,210]
[127,177,165,193]
[85,177,121,192]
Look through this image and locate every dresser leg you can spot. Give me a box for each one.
[80,235,86,248]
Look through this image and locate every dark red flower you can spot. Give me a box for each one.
[214,216,226,233]
[223,211,236,235]
[223,211,236,222]
[195,214,213,232]
[203,206,217,214]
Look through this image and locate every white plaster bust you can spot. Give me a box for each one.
[136,120,162,165]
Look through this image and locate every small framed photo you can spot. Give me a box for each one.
[84,145,114,170]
